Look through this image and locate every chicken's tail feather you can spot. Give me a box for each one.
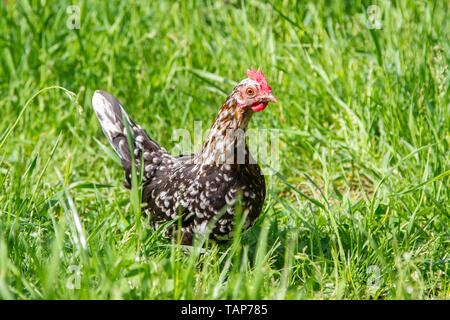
[92,90,165,185]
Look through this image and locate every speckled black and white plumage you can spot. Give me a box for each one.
[92,71,277,244]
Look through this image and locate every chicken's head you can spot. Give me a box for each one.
[235,67,278,112]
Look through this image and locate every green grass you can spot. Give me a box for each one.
[0,0,449,299]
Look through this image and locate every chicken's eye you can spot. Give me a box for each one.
[246,88,254,95]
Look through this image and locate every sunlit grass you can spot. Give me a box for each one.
[0,0,448,299]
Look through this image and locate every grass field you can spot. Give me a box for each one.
[0,0,448,299]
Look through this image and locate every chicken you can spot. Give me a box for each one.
[92,68,277,244]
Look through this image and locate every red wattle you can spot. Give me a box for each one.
[251,102,268,112]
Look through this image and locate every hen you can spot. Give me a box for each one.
[92,68,277,244]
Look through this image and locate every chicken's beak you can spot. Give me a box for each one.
[263,93,278,104]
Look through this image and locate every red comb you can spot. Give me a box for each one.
[246,67,271,93]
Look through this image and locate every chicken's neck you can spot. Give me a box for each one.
[199,94,254,165]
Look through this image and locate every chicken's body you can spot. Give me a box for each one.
[92,69,276,244]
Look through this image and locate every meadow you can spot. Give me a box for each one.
[0,0,448,299]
